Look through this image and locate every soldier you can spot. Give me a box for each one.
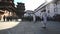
[42,11,47,28]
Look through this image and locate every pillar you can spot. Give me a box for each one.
[32,14,36,22]
[1,15,4,21]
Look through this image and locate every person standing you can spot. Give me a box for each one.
[3,15,5,21]
[42,11,47,28]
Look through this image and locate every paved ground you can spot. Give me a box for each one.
[0,21,60,34]
[0,21,19,30]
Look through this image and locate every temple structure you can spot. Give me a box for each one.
[0,0,16,21]
[16,2,25,19]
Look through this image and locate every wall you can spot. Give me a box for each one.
[34,0,60,19]
[46,3,55,17]
[57,1,60,14]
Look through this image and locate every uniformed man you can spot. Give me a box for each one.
[42,11,47,28]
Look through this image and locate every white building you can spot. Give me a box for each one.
[34,0,60,19]
[24,10,35,17]
[24,10,36,22]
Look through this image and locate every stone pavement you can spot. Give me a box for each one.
[0,21,60,34]
[0,21,20,30]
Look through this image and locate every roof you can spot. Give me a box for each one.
[25,10,35,14]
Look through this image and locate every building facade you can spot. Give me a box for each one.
[16,2,25,19]
[34,0,60,19]
[24,10,36,21]
[0,0,16,21]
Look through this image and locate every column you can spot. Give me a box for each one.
[1,15,4,21]
[32,14,36,22]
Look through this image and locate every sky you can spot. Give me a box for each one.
[14,0,45,11]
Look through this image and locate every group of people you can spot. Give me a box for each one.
[3,11,47,29]
[3,15,18,21]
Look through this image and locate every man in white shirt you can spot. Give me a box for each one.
[42,11,47,28]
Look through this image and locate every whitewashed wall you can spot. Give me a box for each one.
[35,10,41,17]
[34,0,60,19]
[46,3,55,17]
[57,1,60,14]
